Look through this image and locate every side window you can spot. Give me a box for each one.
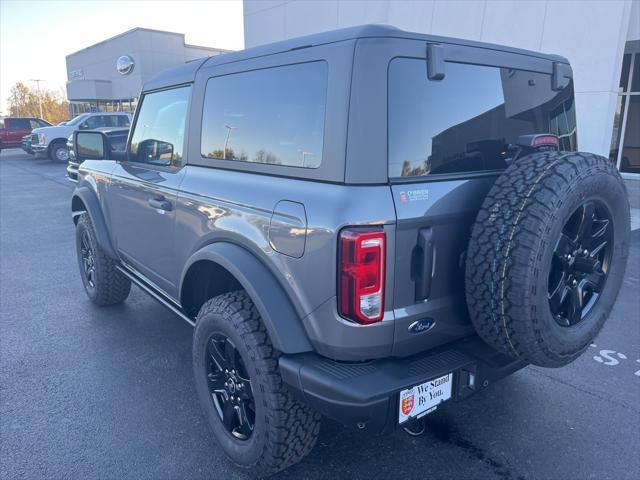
[30,120,41,129]
[129,86,190,166]
[84,115,105,129]
[114,115,131,127]
[10,119,30,129]
[104,115,130,127]
[201,61,327,168]
[388,58,577,178]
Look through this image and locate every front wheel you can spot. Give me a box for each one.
[193,291,321,477]
[75,213,131,305]
[49,140,69,162]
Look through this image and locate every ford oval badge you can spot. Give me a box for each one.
[408,318,435,334]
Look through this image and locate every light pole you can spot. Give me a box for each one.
[223,124,236,159]
[30,79,44,119]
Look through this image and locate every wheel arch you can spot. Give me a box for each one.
[180,242,313,354]
[48,137,69,151]
[71,186,117,259]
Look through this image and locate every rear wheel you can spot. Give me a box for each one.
[193,291,320,477]
[49,140,68,162]
[466,151,630,367]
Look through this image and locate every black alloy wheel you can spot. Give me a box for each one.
[548,200,613,327]
[80,229,96,290]
[206,333,255,441]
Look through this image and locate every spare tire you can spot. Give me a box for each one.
[466,151,630,367]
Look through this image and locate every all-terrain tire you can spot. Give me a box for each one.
[465,151,630,367]
[75,213,131,305]
[193,291,321,477]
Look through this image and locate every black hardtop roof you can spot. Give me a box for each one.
[143,24,569,92]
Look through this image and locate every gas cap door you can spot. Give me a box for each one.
[268,200,307,258]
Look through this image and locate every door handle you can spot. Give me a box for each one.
[148,196,172,211]
[415,228,434,301]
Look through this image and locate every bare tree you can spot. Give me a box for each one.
[7,82,69,124]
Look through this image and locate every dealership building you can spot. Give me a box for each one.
[65,27,228,116]
[243,0,640,203]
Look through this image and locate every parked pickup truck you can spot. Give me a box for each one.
[0,117,50,151]
[31,111,130,162]
[70,25,630,477]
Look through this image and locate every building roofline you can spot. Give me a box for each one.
[66,27,227,58]
[185,43,233,53]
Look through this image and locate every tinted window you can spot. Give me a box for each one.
[388,59,577,178]
[84,115,105,129]
[619,54,632,92]
[107,115,130,127]
[631,53,640,92]
[620,95,640,174]
[9,119,30,129]
[29,118,50,130]
[201,61,327,168]
[129,86,190,166]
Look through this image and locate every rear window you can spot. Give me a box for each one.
[7,118,30,129]
[201,61,327,169]
[388,58,577,178]
[110,115,130,127]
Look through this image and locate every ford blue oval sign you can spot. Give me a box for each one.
[116,55,135,75]
[408,318,436,334]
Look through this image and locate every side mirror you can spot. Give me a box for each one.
[74,131,108,160]
[137,138,174,165]
[78,122,89,130]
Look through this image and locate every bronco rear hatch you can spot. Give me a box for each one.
[387,53,576,356]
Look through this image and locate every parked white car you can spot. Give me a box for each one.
[31,112,131,161]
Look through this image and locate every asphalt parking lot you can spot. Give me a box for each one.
[1,148,639,480]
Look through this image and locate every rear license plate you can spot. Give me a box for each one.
[398,373,453,424]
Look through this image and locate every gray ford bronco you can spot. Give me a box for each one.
[71,25,630,477]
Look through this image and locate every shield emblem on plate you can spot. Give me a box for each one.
[402,393,414,416]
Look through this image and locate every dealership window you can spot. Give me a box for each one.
[388,58,576,178]
[610,47,640,175]
[200,61,328,169]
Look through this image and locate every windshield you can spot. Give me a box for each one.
[67,113,90,127]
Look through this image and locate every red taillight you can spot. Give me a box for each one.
[532,134,559,147]
[339,228,386,324]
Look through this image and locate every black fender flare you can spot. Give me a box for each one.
[181,242,313,354]
[71,186,117,259]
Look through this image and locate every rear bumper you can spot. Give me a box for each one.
[279,335,525,433]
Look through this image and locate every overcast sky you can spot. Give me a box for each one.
[0,0,244,115]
